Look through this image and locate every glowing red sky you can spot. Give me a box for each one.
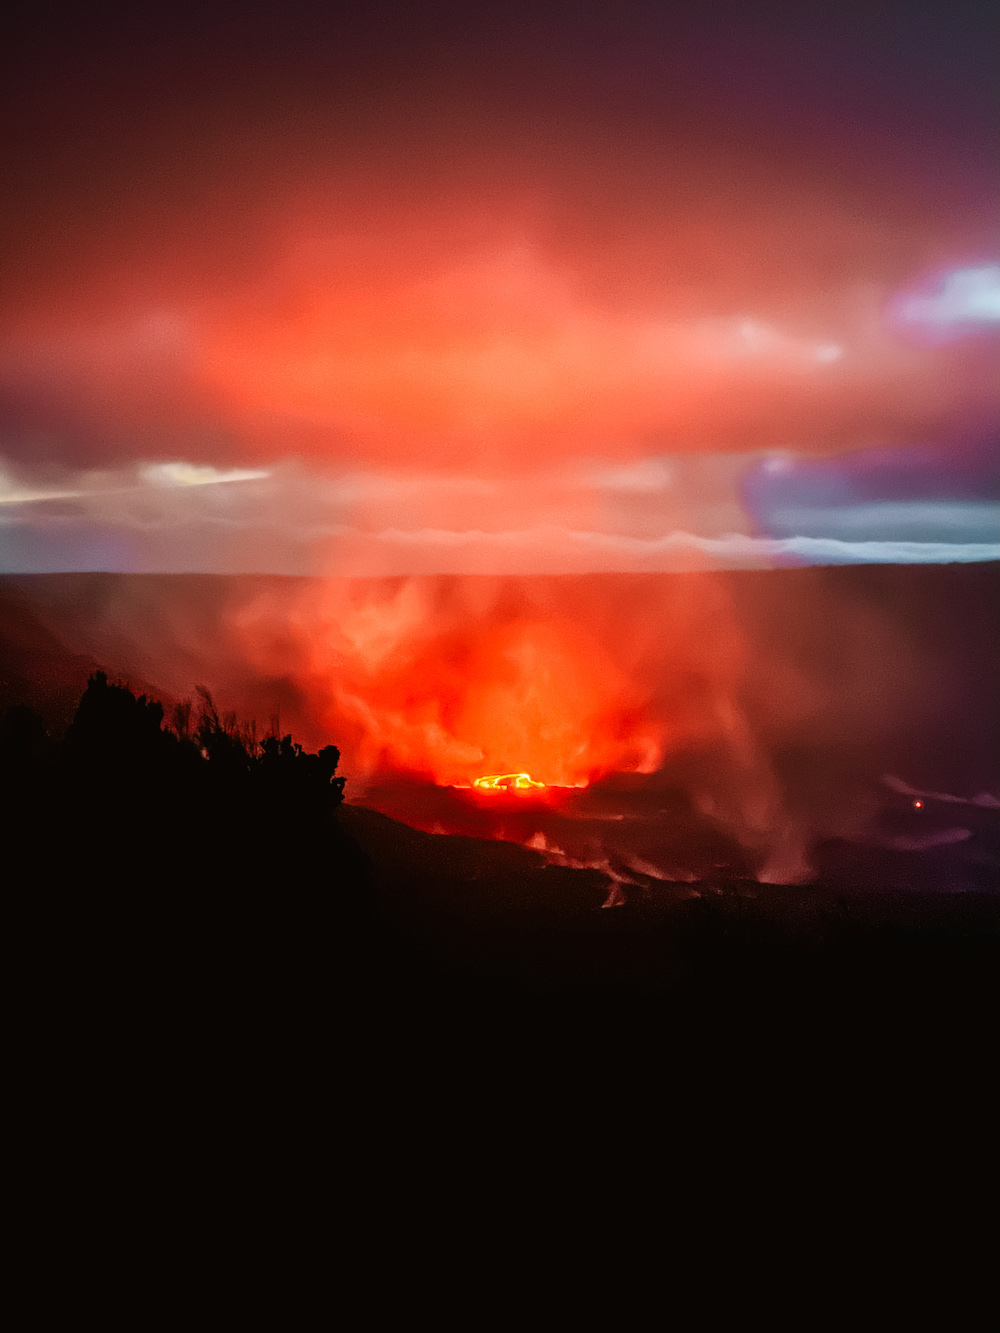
[1,2,997,573]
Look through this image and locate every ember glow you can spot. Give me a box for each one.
[471,774,547,791]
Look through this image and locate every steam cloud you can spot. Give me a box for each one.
[16,560,994,886]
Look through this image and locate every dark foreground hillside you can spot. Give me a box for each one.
[6,672,998,1147]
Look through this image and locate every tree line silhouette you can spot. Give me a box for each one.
[1,671,369,900]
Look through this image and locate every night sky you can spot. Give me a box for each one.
[2,1,997,574]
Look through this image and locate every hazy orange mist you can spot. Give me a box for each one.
[232,576,667,786]
[195,246,686,452]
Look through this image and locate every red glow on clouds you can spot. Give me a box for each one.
[193,238,986,467]
[3,198,995,478]
[1,0,995,488]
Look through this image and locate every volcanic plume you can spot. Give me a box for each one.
[231,574,676,788]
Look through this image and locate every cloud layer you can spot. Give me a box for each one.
[2,453,997,575]
[1,5,996,573]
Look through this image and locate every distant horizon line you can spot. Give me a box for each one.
[3,555,999,580]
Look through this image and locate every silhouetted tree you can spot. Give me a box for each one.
[65,671,171,769]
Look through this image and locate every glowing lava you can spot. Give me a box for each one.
[472,772,546,790]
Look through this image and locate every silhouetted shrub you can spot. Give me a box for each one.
[4,671,363,903]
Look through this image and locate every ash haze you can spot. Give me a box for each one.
[1,1,997,577]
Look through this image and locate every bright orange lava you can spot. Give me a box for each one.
[472,772,546,790]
